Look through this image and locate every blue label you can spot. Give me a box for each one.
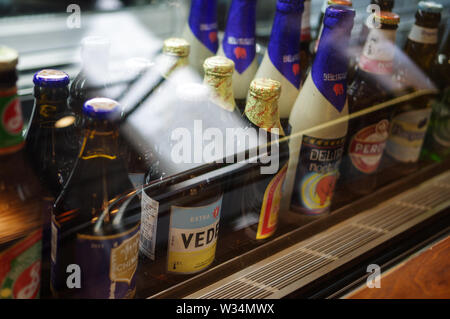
[292,135,345,215]
[189,0,219,54]
[76,224,140,299]
[222,0,257,74]
[311,8,353,113]
[267,2,303,89]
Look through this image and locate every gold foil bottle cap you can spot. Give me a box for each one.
[328,0,352,6]
[163,38,190,57]
[203,56,235,77]
[0,46,18,72]
[374,11,400,25]
[249,78,282,100]
[245,78,284,135]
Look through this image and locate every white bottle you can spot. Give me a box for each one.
[253,0,304,130]
[217,0,258,111]
[284,5,355,216]
[182,0,219,75]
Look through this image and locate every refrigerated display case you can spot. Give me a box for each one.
[0,0,449,300]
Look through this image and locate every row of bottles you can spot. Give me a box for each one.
[1,0,449,299]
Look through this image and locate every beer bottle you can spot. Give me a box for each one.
[241,78,289,240]
[285,5,355,216]
[0,46,44,299]
[51,98,140,299]
[358,0,395,48]
[314,0,352,54]
[140,83,223,275]
[300,0,312,84]
[218,0,258,113]
[160,37,190,77]
[385,2,443,171]
[25,70,78,197]
[253,0,304,133]
[341,11,400,195]
[422,25,450,161]
[182,0,218,75]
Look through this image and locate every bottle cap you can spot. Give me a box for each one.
[249,78,281,100]
[327,0,352,6]
[276,0,304,13]
[374,11,400,25]
[324,5,356,28]
[418,1,443,14]
[83,97,121,120]
[33,69,70,88]
[203,56,235,77]
[163,38,190,57]
[0,46,18,72]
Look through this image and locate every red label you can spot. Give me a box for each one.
[349,120,390,174]
[2,98,23,135]
[359,55,393,75]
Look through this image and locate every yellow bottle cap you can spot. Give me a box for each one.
[328,0,352,7]
[249,78,281,100]
[203,56,235,77]
[163,38,190,57]
[375,11,400,25]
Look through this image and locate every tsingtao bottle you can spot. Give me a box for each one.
[241,78,289,240]
[218,0,258,113]
[385,1,443,171]
[182,0,219,75]
[341,11,400,195]
[0,46,44,299]
[253,0,304,132]
[51,98,140,299]
[285,5,355,216]
[25,70,78,197]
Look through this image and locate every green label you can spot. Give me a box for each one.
[0,88,24,151]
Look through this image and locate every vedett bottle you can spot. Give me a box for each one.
[241,78,289,240]
[182,0,219,75]
[51,98,140,299]
[25,70,78,197]
[253,0,304,132]
[217,0,258,113]
[0,46,44,299]
[385,2,443,171]
[300,0,312,84]
[341,11,400,195]
[285,5,355,216]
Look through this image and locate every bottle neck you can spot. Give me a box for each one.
[244,94,284,135]
[359,26,397,75]
[189,0,218,54]
[311,18,353,112]
[0,85,24,154]
[33,87,70,122]
[222,0,257,74]
[79,120,119,161]
[204,73,236,112]
[267,8,303,89]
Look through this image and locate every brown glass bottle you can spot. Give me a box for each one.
[384,2,443,174]
[340,12,400,196]
[0,46,44,299]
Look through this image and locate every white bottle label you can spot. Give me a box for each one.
[386,108,432,163]
[359,28,396,75]
[408,25,438,45]
[139,189,160,260]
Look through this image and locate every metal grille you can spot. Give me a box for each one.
[188,170,450,299]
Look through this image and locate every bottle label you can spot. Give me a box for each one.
[222,0,256,74]
[268,11,302,89]
[167,195,222,274]
[291,136,345,215]
[408,25,438,45]
[359,28,396,75]
[349,119,390,174]
[75,224,140,299]
[386,108,432,163]
[189,0,219,54]
[139,189,160,260]
[256,163,288,239]
[0,88,24,152]
[300,0,311,42]
[0,229,42,299]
